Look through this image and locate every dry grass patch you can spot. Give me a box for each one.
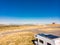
[0,32,35,45]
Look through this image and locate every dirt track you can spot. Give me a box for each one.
[0,29,60,37]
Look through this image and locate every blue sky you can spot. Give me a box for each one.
[0,0,60,24]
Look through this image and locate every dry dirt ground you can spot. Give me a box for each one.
[0,24,60,45]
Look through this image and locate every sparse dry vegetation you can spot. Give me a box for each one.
[0,32,35,45]
[0,24,60,45]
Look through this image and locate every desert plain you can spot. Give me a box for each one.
[0,23,60,45]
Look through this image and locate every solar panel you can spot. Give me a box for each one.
[38,33,59,39]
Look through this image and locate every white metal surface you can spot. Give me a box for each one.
[53,38,60,45]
